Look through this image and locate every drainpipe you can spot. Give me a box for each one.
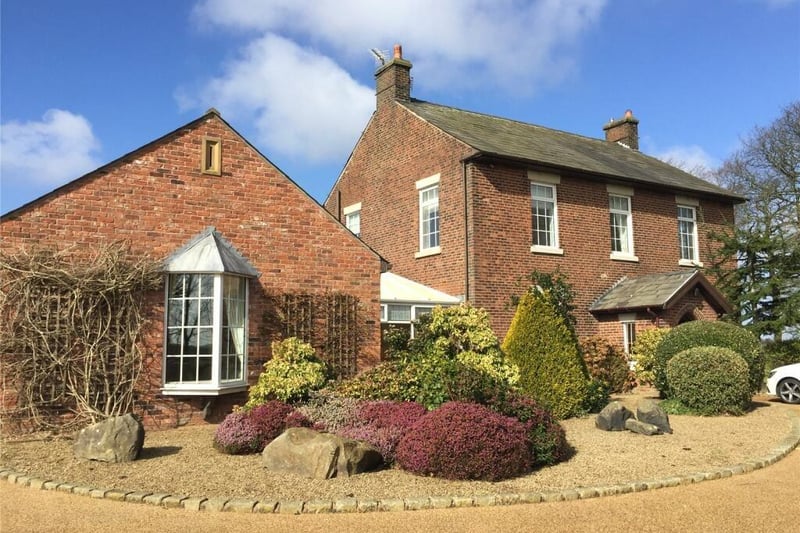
[462,160,470,302]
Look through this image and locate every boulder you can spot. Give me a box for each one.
[625,418,663,436]
[595,401,634,431]
[73,414,144,462]
[262,427,383,480]
[637,399,673,434]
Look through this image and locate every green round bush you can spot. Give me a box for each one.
[654,321,763,397]
[246,337,327,407]
[666,346,751,415]
[395,402,532,481]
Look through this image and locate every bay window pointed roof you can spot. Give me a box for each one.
[165,226,259,277]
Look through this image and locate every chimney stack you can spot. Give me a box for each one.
[375,43,412,109]
[603,109,639,150]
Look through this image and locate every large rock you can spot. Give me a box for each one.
[595,401,634,431]
[637,399,673,434]
[625,418,663,436]
[73,414,144,462]
[262,427,383,479]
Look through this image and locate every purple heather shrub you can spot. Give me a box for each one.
[395,401,533,481]
[284,409,313,429]
[487,392,570,466]
[212,411,262,455]
[355,400,427,429]
[337,424,405,464]
[334,400,426,465]
[214,400,312,455]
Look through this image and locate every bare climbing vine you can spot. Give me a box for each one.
[0,243,161,432]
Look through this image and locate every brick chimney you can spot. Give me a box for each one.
[603,110,639,150]
[375,44,412,109]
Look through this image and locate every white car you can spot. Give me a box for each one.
[766,363,800,404]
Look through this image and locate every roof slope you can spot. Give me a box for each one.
[380,272,461,304]
[165,227,260,277]
[589,270,732,314]
[402,100,744,202]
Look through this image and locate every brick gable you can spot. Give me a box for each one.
[1,112,382,429]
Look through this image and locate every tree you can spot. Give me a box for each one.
[708,101,800,339]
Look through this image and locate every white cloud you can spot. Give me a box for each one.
[178,34,374,162]
[1,109,101,187]
[192,0,607,93]
[183,1,607,164]
[654,144,718,177]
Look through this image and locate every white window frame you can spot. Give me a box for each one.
[415,174,441,258]
[162,273,249,396]
[676,200,703,267]
[607,185,638,262]
[343,202,361,237]
[381,303,438,338]
[529,171,563,255]
[620,313,637,358]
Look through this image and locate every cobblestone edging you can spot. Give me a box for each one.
[3,411,799,515]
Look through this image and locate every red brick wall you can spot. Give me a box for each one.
[1,113,382,429]
[326,102,475,300]
[468,162,735,342]
[328,97,735,350]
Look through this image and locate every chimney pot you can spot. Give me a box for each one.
[393,44,402,59]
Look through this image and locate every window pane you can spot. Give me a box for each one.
[184,300,198,327]
[165,357,181,383]
[198,328,213,355]
[198,357,212,381]
[182,357,197,382]
[199,299,213,326]
[414,306,433,319]
[184,328,198,355]
[167,329,182,355]
[167,300,183,327]
[388,304,412,322]
[200,275,214,297]
[185,275,200,298]
[170,274,185,298]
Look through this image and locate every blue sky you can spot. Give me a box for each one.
[2,0,798,215]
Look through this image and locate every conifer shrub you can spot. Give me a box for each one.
[630,328,669,386]
[502,290,588,419]
[395,402,532,481]
[666,346,751,415]
[764,339,800,372]
[213,400,311,454]
[654,321,764,397]
[246,337,327,407]
[487,392,569,467]
[580,336,636,393]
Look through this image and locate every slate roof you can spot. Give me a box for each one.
[165,226,260,278]
[401,100,745,202]
[589,270,732,314]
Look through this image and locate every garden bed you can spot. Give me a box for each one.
[1,390,793,503]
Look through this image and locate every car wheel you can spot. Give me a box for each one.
[777,378,800,404]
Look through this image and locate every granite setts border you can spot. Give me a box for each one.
[3,411,799,514]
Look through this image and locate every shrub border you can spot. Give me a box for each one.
[2,409,799,514]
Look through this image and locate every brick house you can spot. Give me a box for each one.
[1,110,383,428]
[326,45,742,353]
